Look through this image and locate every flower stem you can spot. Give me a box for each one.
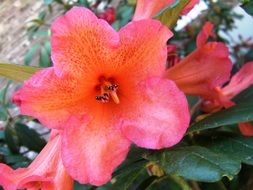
[169,175,192,190]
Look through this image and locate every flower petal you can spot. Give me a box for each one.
[222,61,253,99]
[196,21,215,48]
[120,77,190,149]
[114,19,172,83]
[0,133,73,190]
[62,117,131,186]
[239,122,253,137]
[51,6,120,77]
[166,42,232,100]
[133,0,174,21]
[133,0,199,21]
[13,68,86,129]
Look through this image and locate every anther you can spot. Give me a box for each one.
[95,80,120,104]
[107,84,118,91]
[95,94,109,103]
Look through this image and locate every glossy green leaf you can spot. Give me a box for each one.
[24,44,40,65]
[147,146,240,182]
[4,155,29,164]
[154,0,190,28]
[111,160,149,190]
[196,133,253,165]
[188,102,253,133]
[0,131,5,140]
[0,107,8,121]
[144,176,181,190]
[241,1,253,16]
[39,46,51,67]
[15,123,46,152]
[233,86,253,104]
[0,63,40,82]
[4,125,20,154]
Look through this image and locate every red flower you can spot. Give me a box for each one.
[97,7,116,24]
[202,61,253,136]
[0,132,73,190]
[133,0,199,21]
[166,22,232,100]
[12,7,190,186]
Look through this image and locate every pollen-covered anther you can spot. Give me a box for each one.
[96,81,120,104]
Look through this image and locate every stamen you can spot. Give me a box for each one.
[110,90,120,104]
[95,79,120,104]
[107,84,118,91]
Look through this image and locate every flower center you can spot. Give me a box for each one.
[95,78,120,104]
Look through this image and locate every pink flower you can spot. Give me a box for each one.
[133,0,199,21]
[97,7,116,24]
[202,61,253,136]
[0,132,73,190]
[12,7,190,186]
[166,22,232,100]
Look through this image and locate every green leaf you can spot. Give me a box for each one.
[111,160,149,190]
[188,102,253,133]
[24,44,40,65]
[0,107,8,121]
[144,176,181,190]
[117,5,134,27]
[196,133,253,165]
[241,1,253,16]
[147,146,240,182]
[0,63,40,82]
[15,123,46,152]
[4,125,20,154]
[4,155,29,164]
[233,86,253,104]
[153,0,190,28]
[39,46,51,67]
[0,131,5,140]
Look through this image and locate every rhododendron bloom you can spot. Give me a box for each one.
[12,7,190,186]
[202,62,253,136]
[0,132,73,190]
[166,22,232,100]
[133,0,199,21]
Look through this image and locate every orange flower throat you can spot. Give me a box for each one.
[95,78,120,104]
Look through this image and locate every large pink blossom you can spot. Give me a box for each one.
[12,7,190,186]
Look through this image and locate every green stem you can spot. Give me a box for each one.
[169,175,192,190]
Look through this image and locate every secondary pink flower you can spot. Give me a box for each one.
[13,7,190,186]
[0,132,73,190]
[166,22,232,100]
[201,62,253,136]
[202,61,253,112]
[133,0,199,21]
[222,61,253,100]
